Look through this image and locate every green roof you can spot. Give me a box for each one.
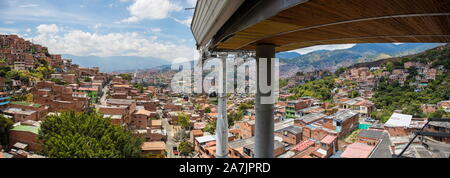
[11,125,40,135]
[11,101,41,107]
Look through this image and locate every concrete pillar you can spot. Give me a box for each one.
[255,44,275,158]
[216,56,228,158]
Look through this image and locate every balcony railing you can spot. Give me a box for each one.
[397,118,450,158]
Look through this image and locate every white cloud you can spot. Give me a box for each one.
[1,3,94,26]
[173,16,192,27]
[186,0,197,7]
[3,21,15,24]
[150,28,162,33]
[0,28,19,34]
[18,4,39,8]
[121,0,182,23]
[89,24,103,30]
[36,24,60,33]
[293,44,356,55]
[25,28,32,33]
[31,24,194,62]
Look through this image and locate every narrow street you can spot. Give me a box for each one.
[162,117,177,158]
[95,81,110,109]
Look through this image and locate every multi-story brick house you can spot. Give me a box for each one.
[338,97,375,117]
[32,81,89,112]
[234,119,255,139]
[421,104,437,114]
[2,107,37,122]
[9,122,41,152]
[286,98,314,118]
[384,113,412,137]
[105,99,137,125]
[294,113,327,127]
[8,101,49,120]
[318,135,338,158]
[275,125,303,145]
[131,109,151,129]
[141,141,166,158]
[322,110,359,137]
[136,100,158,112]
[99,105,129,126]
[424,121,450,144]
[111,84,131,96]
[437,100,450,112]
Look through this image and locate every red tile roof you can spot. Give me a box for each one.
[340,143,375,158]
[206,141,216,147]
[292,139,315,152]
[320,135,337,145]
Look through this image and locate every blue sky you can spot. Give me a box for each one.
[0,0,198,62]
[0,0,363,62]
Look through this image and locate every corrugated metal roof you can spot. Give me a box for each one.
[385,113,412,127]
[195,133,233,144]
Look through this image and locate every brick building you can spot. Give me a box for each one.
[274,125,303,145]
[9,123,41,152]
[322,110,359,137]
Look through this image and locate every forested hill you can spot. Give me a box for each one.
[277,43,443,77]
[370,44,450,121]
[350,44,450,69]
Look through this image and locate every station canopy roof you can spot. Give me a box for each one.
[191,0,450,53]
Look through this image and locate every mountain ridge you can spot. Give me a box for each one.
[277,43,445,77]
[63,55,170,73]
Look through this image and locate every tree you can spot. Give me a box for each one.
[39,111,143,158]
[279,78,289,88]
[428,110,445,119]
[0,66,11,77]
[384,62,394,72]
[173,130,189,142]
[204,107,211,113]
[202,120,216,134]
[177,112,191,129]
[370,110,392,123]
[119,73,133,81]
[228,111,244,128]
[50,78,67,85]
[290,76,336,101]
[0,115,13,147]
[178,140,193,156]
[133,83,145,93]
[25,93,33,102]
[35,66,54,79]
[296,71,304,76]
[335,67,347,75]
[349,90,360,98]
[237,103,253,112]
[83,77,92,82]
[6,70,30,84]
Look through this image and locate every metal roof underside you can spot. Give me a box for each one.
[191,0,450,52]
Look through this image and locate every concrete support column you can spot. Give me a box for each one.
[216,56,228,158]
[255,44,275,158]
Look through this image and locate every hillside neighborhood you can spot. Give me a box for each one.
[0,34,449,158]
